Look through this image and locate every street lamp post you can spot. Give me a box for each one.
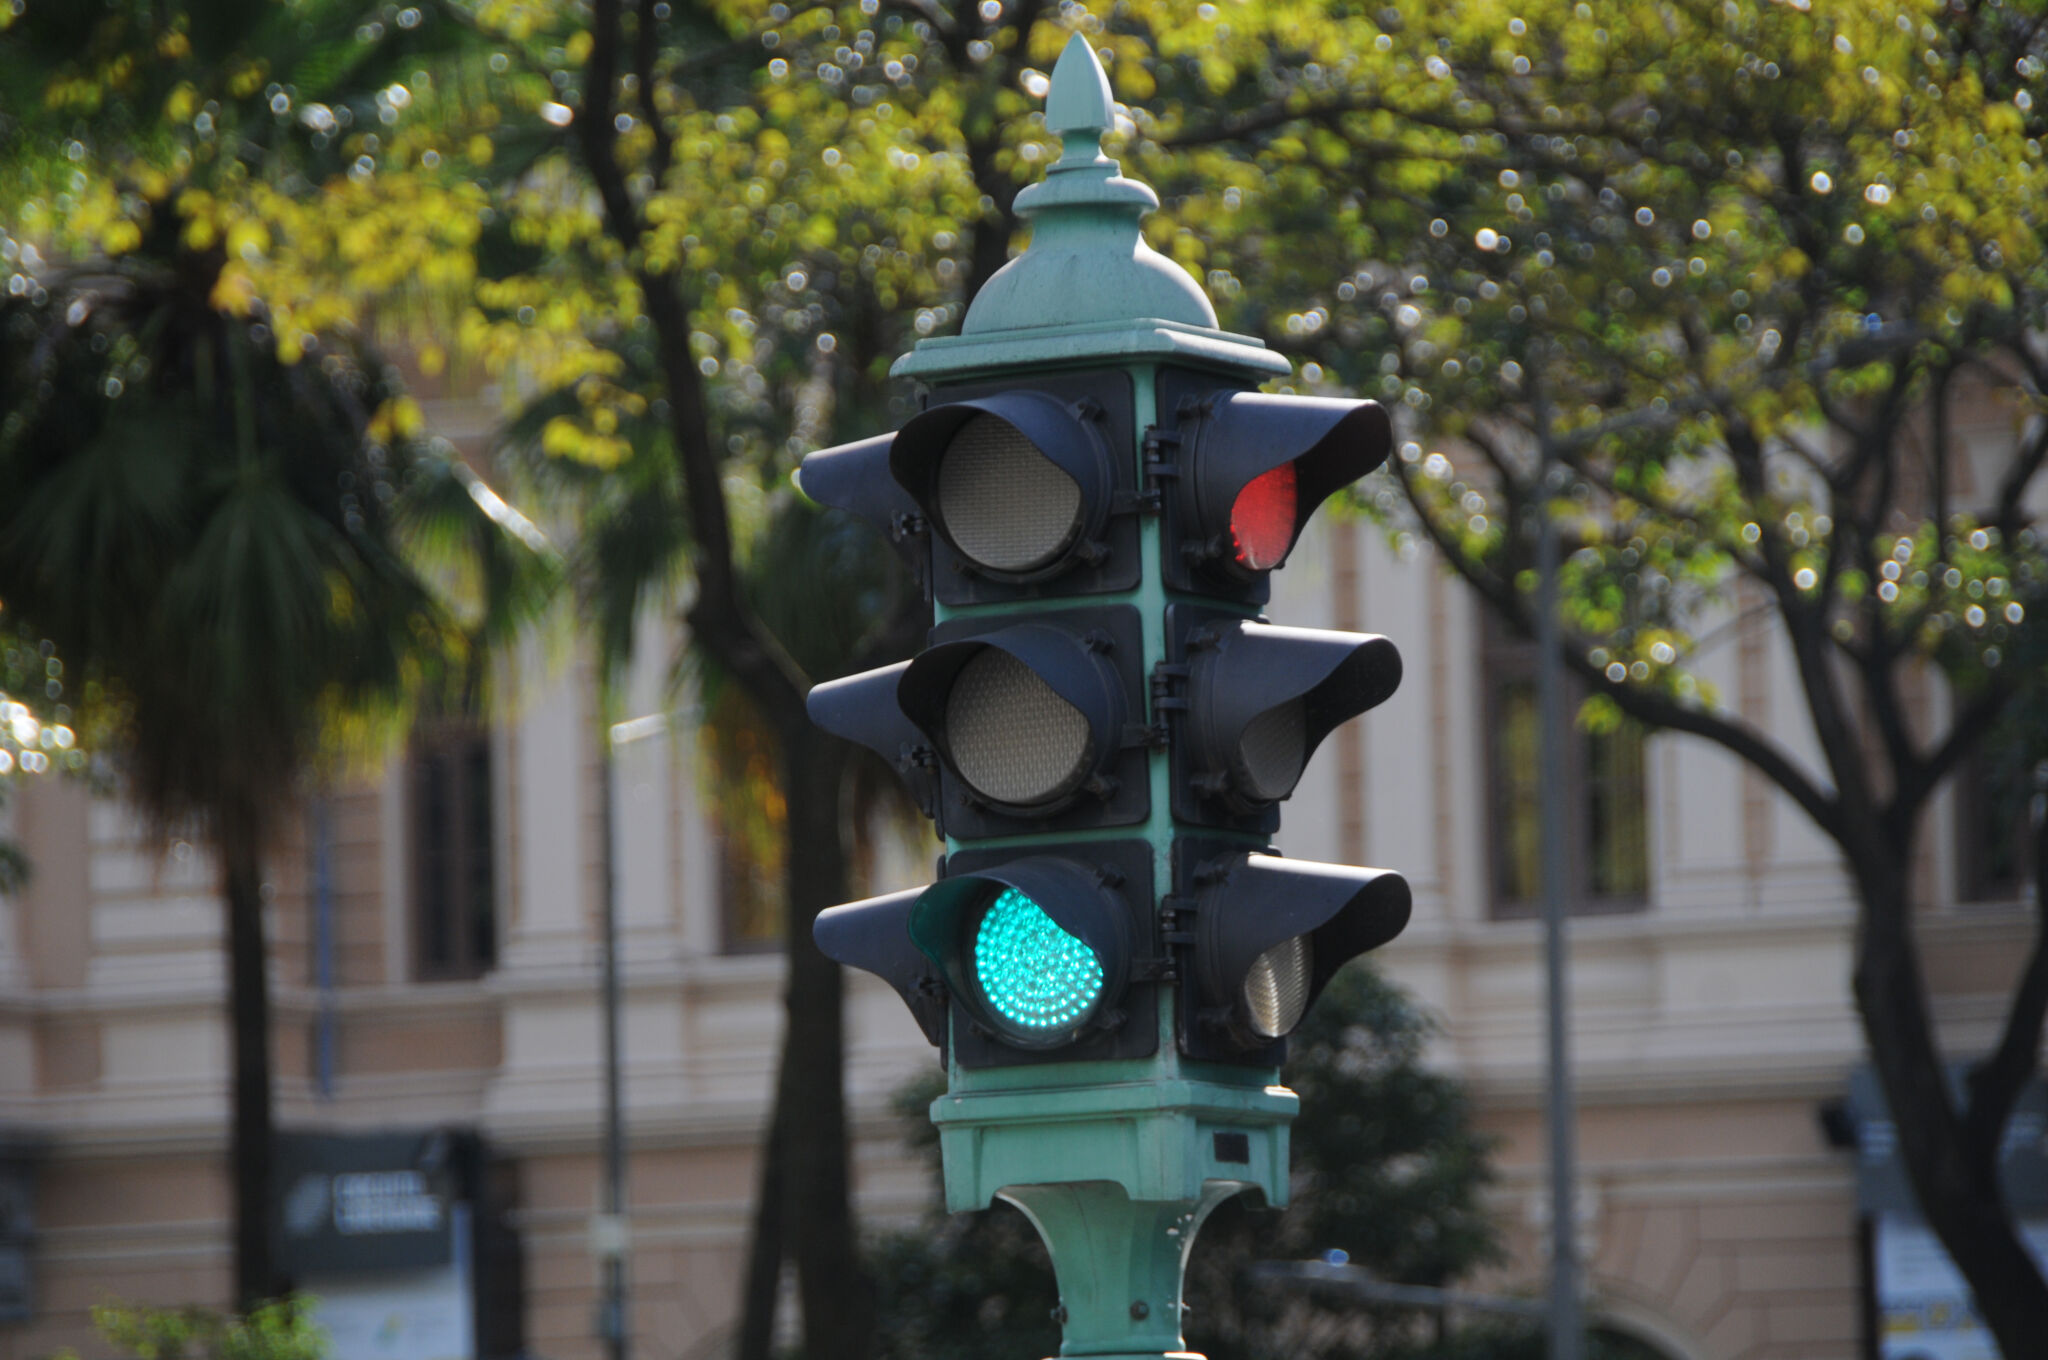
[595,710,668,1360]
[1535,442,1585,1360]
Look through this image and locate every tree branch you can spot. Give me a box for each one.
[1903,679,2018,818]
[1388,451,1843,837]
[1994,403,2048,548]
[579,0,809,724]
[879,0,956,40]
[634,0,675,181]
[1964,817,2048,1174]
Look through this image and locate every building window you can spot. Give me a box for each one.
[1955,743,2037,903]
[411,723,496,979]
[1484,617,1650,917]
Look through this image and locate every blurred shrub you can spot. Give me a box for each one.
[72,1298,327,1360]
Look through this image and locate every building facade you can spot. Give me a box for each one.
[0,439,2037,1360]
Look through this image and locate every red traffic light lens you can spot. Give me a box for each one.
[1229,462,1298,571]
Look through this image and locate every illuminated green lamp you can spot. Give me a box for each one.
[974,888,1107,1034]
[909,859,1133,1052]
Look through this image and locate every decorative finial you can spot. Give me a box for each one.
[1045,32,1115,154]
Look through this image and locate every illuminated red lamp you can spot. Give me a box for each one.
[1229,462,1299,571]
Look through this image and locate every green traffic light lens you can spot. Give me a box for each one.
[973,887,1104,1034]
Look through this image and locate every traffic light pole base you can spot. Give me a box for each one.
[931,1073,1297,1357]
[931,1074,1297,1211]
[999,1179,1241,1359]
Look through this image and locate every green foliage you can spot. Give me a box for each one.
[0,0,561,839]
[869,968,1506,1360]
[0,614,92,893]
[78,1297,328,1360]
[1118,0,2048,719]
[1,2,558,1303]
[0,277,547,842]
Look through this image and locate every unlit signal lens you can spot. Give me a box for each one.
[945,648,1093,806]
[936,415,1082,572]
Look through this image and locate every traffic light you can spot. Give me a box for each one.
[793,31,1417,1360]
[1159,608,1402,832]
[905,839,1157,1067]
[806,420,1157,1067]
[804,364,1406,1073]
[889,374,1139,604]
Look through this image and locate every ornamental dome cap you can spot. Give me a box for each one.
[959,34,1216,335]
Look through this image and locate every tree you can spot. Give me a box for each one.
[1100,0,2048,1346]
[867,967,1507,1360]
[0,0,554,1304]
[10,0,1033,1341]
[446,4,1030,1352]
[33,0,2037,1344]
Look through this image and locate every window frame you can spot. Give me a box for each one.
[1480,615,1652,920]
[1953,741,2038,906]
[408,720,499,981]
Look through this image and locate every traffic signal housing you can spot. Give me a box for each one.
[908,839,1158,1067]
[1169,841,1412,1065]
[890,376,1138,604]
[1160,609,1403,833]
[1153,368,1395,601]
[808,604,1149,841]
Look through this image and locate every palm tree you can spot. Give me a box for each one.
[2,0,554,1305]
[0,246,553,1306]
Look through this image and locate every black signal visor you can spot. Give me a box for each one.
[814,886,949,1048]
[1166,605,1403,833]
[1173,838,1412,1064]
[806,660,943,829]
[1156,369,1393,600]
[795,431,928,593]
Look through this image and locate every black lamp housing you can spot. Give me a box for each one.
[1154,368,1394,602]
[894,372,1139,605]
[1172,839,1412,1064]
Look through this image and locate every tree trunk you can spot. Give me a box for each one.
[735,1100,786,1360]
[223,828,276,1309]
[733,733,869,1359]
[1848,836,2048,1356]
[772,733,874,1359]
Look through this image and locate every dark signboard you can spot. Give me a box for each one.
[1846,1066,2048,1359]
[276,1130,472,1276]
[1847,1066,2048,1216]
